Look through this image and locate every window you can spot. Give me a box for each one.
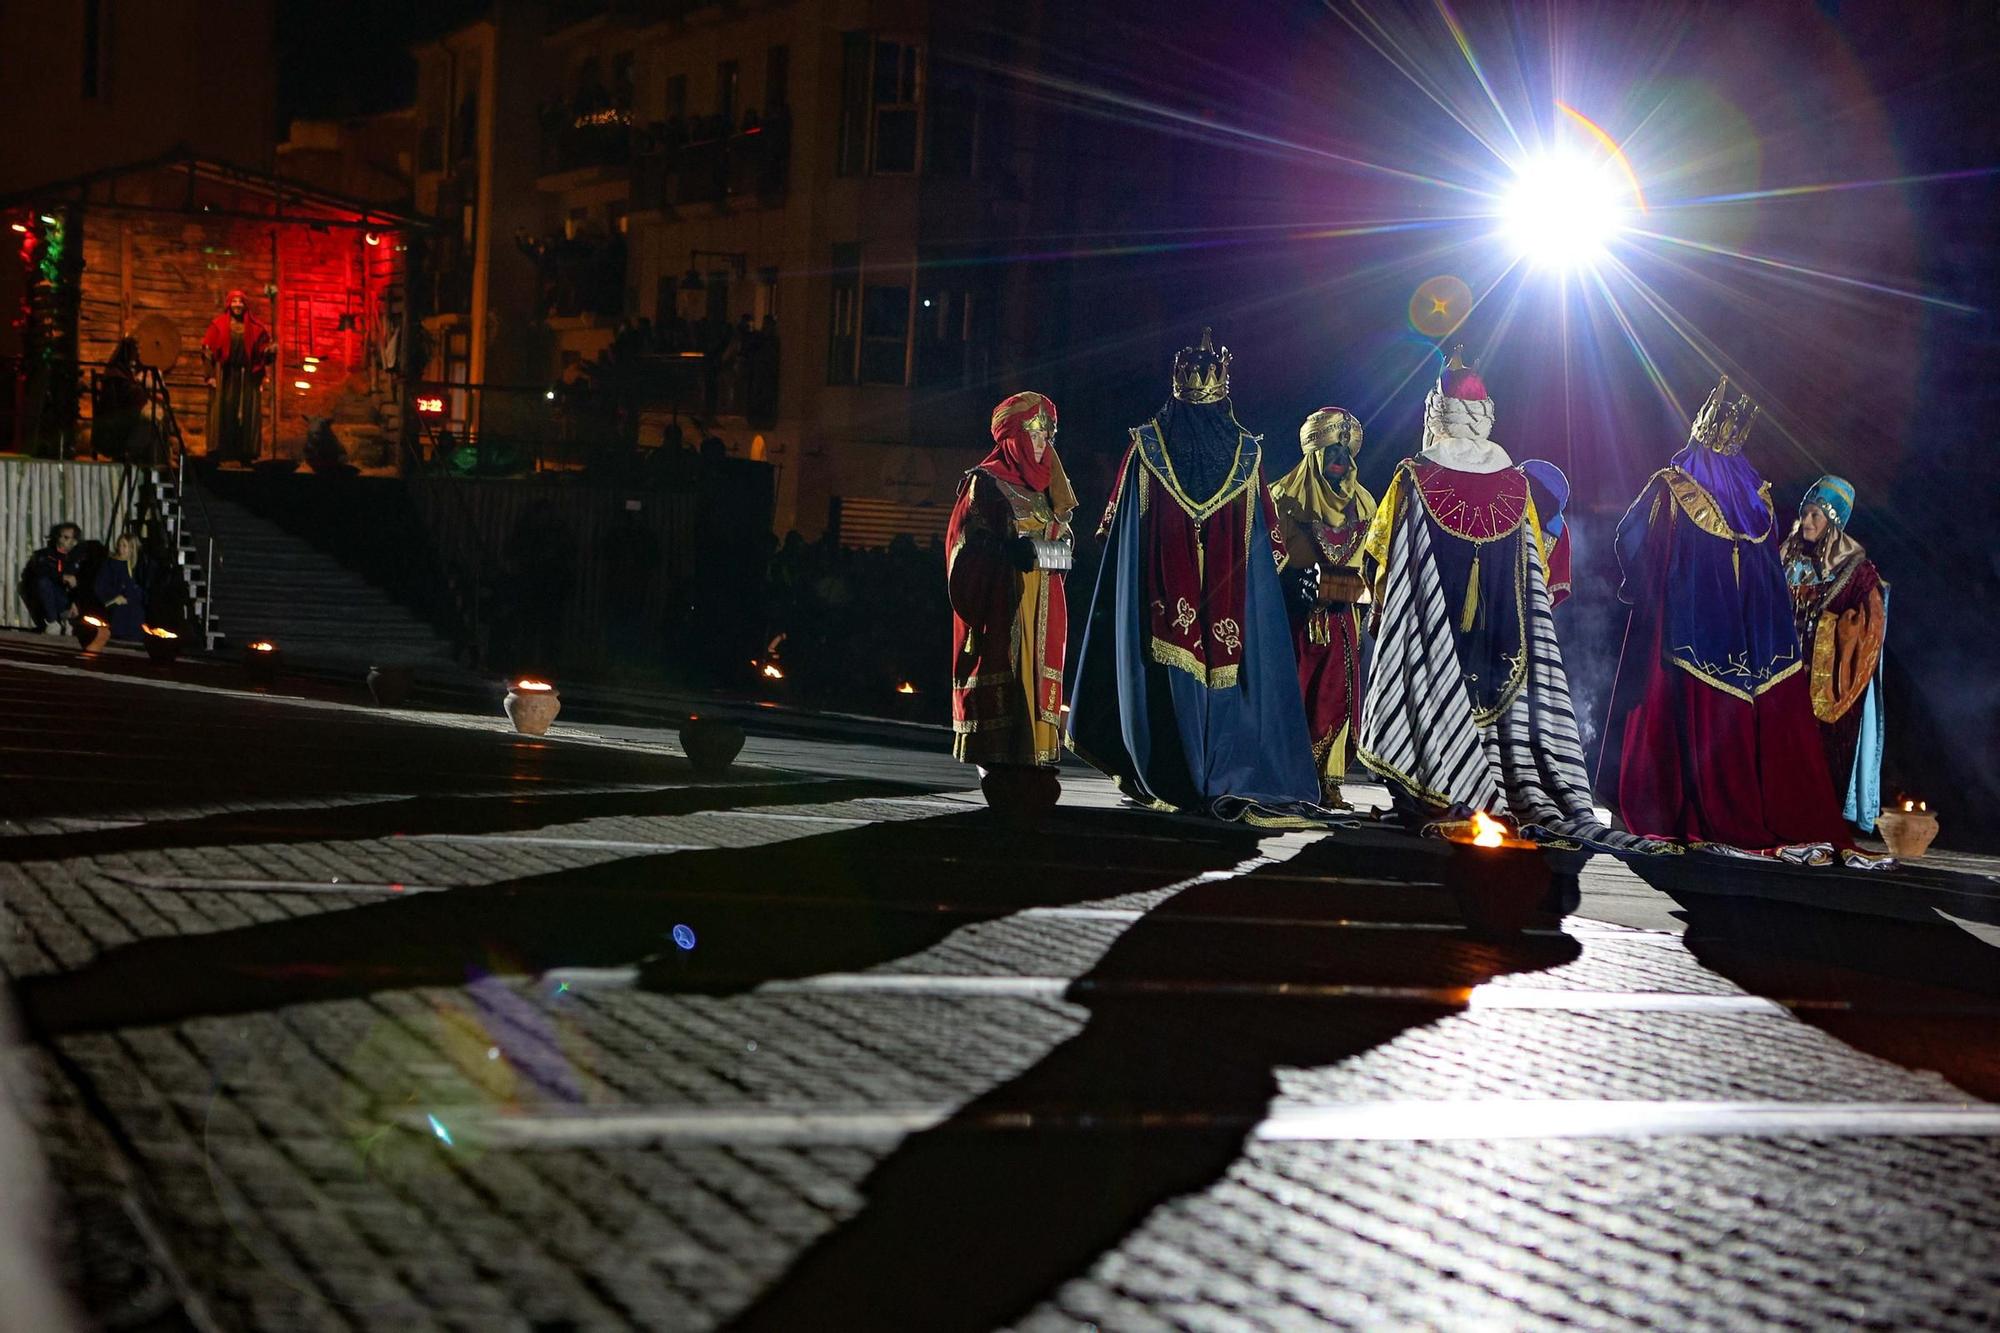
[836,36,924,176]
[914,272,993,388]
[860,283,911,385]
[765,45,789,112]
[870,40,921,173]
[827,244,860,385]
[716,60,739,123]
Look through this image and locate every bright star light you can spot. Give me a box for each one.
[1499,151,1628,269]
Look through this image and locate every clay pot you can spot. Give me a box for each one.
[505,681,561,735]
[1444,839,1555,935]
[243,642,282,685]
[367,665,414,707]
[141,626,183,664]
[1874,808,1939,860]
[76,616,112,654]
[679,718,746,775]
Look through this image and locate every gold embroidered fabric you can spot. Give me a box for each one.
[1655,467,1771,543]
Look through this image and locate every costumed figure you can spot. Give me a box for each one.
[1358,349,1663,853]
[1601,379,1889,868]
[1780,475,1888,835]
[1066,329,1321,821]
[201,289,274,464]
[1270,406,1376,808]
[947,391,1077,811]
[1520,458,1573,604]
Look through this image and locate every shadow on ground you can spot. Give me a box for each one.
[15,809,1266,1035]
[1632,857,2000,1101]
[722,834,1581,1332]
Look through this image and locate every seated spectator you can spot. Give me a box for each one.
[94,532,148,640]
[21,522,82,634]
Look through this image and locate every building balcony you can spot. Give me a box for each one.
[518,232,628,321]
[536,112,634,191]
[629,117,791,218]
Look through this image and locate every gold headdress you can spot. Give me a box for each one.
[1171,327,1231,404]
[1690,376,1758,455]
[1300,407,1362,457]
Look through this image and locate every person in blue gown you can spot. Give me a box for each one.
[1065,330,1321,822]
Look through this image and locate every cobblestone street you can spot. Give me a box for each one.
[5,636,2000,1331]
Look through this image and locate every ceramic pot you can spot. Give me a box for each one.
[244,644,282,685]
[1874,808,1939,859]
[76,617,111,654]
[1445,841,1555,935]
[141,628,182,664]
[679,718,745,775]
[367,665,414,707]
[505,683,561,735]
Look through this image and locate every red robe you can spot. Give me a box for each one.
[1607,467,1850,849]
[947,395,1074,768]
[201,309,274,372]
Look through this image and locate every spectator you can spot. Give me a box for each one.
[21,522,82,634]
[93,531,147,640]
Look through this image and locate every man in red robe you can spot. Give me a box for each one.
[200,288,274,464]
[1271,406,1375,808]
[946,391,1076,811]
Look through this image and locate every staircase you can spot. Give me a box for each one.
[137,465,224,651]
[182,491,461,670]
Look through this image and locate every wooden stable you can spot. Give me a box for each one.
[2,154,425,463]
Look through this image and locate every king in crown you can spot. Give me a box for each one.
[1602,376,1890,867]
[1066,328,1322,820]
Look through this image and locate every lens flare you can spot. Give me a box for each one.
[1499,152,1628,268]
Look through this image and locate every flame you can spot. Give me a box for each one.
[248,640,277,652]
[513,678,555,692]
[141,625,178,639]
[895,681,916,695]
[760,662,784,680]
[1470,811,1506,848]
[81,614,107,628]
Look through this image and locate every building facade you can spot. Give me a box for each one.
[0,0,279,198]
[413,0,1052,539]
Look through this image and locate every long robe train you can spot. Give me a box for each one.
[1359,484,1668,855]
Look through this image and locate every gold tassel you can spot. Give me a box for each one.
[1460,550,1480,632]
[1732,542,1740,586]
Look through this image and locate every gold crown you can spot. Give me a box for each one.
[1172,327,1231,404]
[1689,375,1758,455]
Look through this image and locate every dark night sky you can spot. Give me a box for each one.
[277,0,486,126]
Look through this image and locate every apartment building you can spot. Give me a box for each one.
[413,0,1051,539]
